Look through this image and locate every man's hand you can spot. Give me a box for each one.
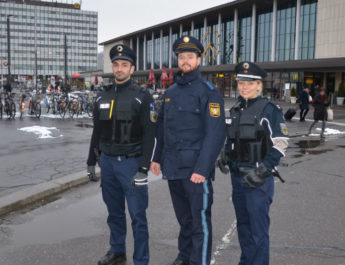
[239,163,271,188]
[150,162,161,176]
[87,165,99,182]
[190,173,205,184]
[132,167,148,187]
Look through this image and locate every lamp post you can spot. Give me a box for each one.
[7,15,13,82]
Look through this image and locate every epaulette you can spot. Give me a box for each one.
[267,101,282,110]
[202,80,215,91]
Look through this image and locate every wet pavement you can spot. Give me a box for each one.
[0,98,345,264]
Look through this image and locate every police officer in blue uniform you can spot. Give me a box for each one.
[217,62,289,265]
[150,36,226,265]
[87,44,156,265]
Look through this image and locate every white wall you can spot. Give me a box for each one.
[315,0,345,58]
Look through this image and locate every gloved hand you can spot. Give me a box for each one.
[239,163,271,188]
[216,148,230,174]
[87,165,99,182]
[131,167,148,187]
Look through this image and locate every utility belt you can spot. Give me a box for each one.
[100,139,142,159]
[108,151,142,162]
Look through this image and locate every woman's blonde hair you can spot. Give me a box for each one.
[256,80,263,95]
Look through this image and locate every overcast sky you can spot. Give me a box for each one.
[81,0,234,51]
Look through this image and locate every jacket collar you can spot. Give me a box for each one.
[176,69,201,86]
[238,95,263,108]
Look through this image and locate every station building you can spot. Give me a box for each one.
[0,0,98,87]
[100,0,345,102]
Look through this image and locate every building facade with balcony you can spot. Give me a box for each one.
[100,0,345,101]
[0,0,97,87]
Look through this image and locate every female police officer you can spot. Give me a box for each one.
[218,62,289,265]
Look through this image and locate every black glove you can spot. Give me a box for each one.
[131,167,148,187]
[87,165,99,182]
[216,148,230,174]
[239,163,271,188]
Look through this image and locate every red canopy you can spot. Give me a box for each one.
[148,68,155,85]
[160,66,169,88]
[72,73,80,78]
[94,75,98,85]
[169,68,174,85]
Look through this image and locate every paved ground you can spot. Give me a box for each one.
[0,96,345,265]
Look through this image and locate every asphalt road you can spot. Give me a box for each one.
[1,107,345,264]
[1,136,345,265]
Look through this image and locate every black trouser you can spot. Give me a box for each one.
[300,108,309,120]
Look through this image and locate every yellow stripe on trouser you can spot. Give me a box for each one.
[109,100,114,119]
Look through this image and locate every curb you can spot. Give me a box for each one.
[0,169,100,217]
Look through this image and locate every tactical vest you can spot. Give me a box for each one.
[227,98,271,164]
[98,84,146,156]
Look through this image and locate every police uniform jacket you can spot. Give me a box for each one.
[87,79,156,169]
[227,96,289,172]
[152,69,226,180]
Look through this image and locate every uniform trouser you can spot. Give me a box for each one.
[100,153,149,265]
[168,178,213,265]
[231,172,274,265]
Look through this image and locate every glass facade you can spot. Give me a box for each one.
[276,1,296,61]
[221,17,234,64]
[298,0,317,60]
[146,38,152,69]
[171,31,179,68]
[154,35,160,69]
[237,15,252,62]
[256,8,273,62]
[0,1,97,79]
[162,34,169,67]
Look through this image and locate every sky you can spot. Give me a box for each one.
[81,0,234,51]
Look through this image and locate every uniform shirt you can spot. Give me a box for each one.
[87,79,156,169]
[152,69,226,180]
[229,96,289,171]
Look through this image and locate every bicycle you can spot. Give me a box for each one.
[2,92,16,119]
[28,91,41,118]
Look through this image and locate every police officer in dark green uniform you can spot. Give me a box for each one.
[87,44,156,265]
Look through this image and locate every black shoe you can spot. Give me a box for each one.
[170,258,189,265]
[98,252,126,265]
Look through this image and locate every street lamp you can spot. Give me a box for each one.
[7,15,13,83]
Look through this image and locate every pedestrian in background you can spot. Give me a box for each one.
[87,44,156,265]
[308,88,329,138]
[217,61,289,265]
[150,35,226,265]
[299,86,310,121]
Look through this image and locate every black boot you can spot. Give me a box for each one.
[98,251,126,265]
[169,258,190,265]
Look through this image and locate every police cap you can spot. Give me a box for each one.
[109,44,136,64]
[235,61,267,81]
[173,35,204,56]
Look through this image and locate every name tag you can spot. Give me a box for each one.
[100,103,110,109]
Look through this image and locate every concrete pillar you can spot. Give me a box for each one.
[251,4,256,62]
[169,26,172,68]
[271,0,277,61]
[217,13,222,65]
[143,34,146,71]
[136,36,139,70]
[160,29,163,69]
[191,20,195,36]
[294,0,301,60]
[233,9,238,64]
[151,32,154,69]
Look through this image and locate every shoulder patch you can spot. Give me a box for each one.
[209,103,221,117]
[280,123,288,136]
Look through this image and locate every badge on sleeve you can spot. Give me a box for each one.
[209,103,220,118]
[280,123,288,136]
[150,103,157,123]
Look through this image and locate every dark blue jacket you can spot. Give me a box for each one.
[152,69,226,180]
[299,90,310,110]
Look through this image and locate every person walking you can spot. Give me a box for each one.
[299,86,310,121]
[150,35,226,265]
[87,44,156,265]
[308,89,329,138]
[217,61,289,265]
